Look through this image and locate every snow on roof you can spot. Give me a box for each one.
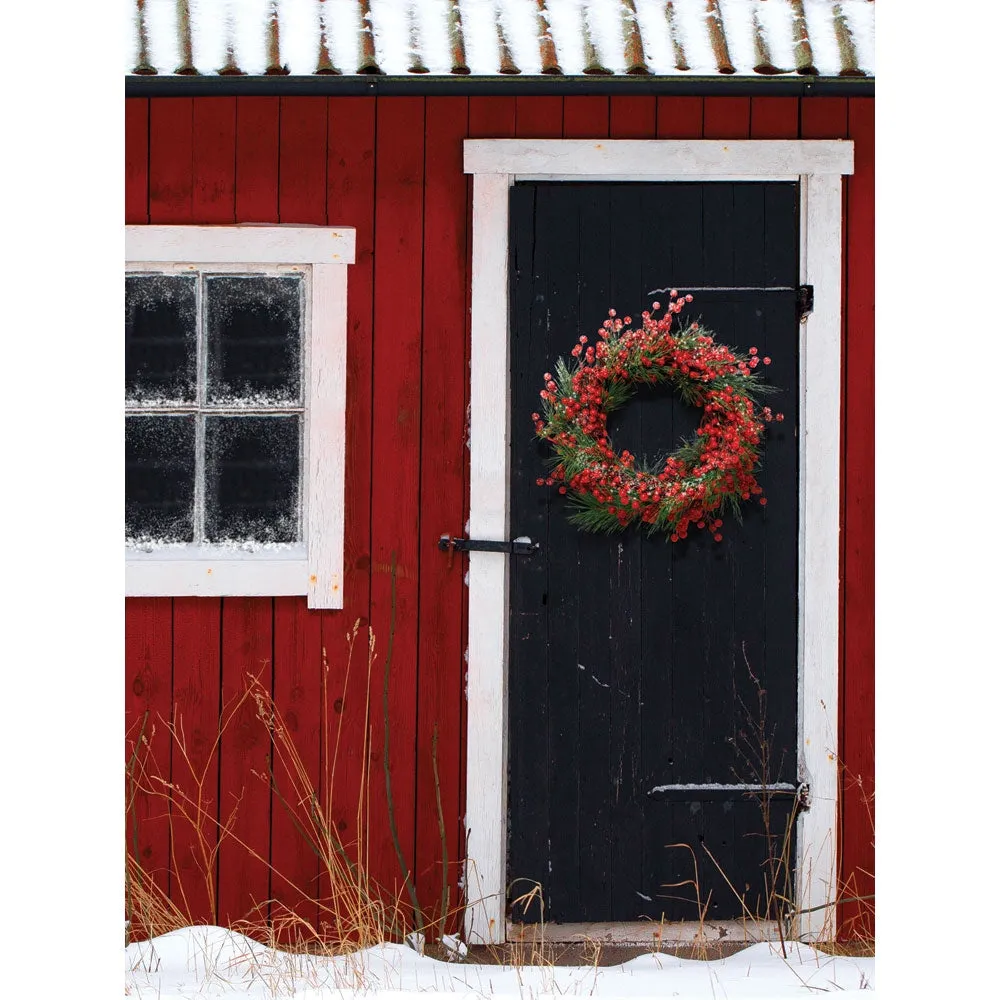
[127,1,875,79]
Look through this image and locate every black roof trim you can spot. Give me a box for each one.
[126,74,874,99]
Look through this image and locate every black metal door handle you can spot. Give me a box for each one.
[438,535,539,556]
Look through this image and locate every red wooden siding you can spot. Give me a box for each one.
[124,94,876,940]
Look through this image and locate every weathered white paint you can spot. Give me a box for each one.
[125,226,353,609]
[125,225,356,265]
[463,140,853,945]
[508,920,781,946]
[126,553,307,596]
[793,172,844,939]
[464,139,854,180]
[306,263,347,609]
[464,172,513,947]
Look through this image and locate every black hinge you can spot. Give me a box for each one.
[796,284,814,323]
[438,535,540,556]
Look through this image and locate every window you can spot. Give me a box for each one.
[125,226,354,609]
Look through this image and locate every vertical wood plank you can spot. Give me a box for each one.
[320,99,377,928]
[800,98,848,139]
[563,96,609,138]
[574,184,612,921]
[469,97,516,138]
[655,97,703,138]
[750,97,800,139]
[125,99,149,224]
[217,599,273,928]
[149,99,193,223]
[270,598,322,940]
[170,598,222,924]
[606,106,655,920]
[236,97,280,222]
[280,97,328,224]
[415,96,469,936]
[841,96,875,940]
[192,97,237,224]
[369,96,425,916]
[610,96,656,138]
[125,598,173,931]
[515,96,563,137]
[704,97,751,139]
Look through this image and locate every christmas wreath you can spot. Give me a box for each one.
[533,290,783,542]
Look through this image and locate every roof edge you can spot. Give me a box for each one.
[125,74,874,99]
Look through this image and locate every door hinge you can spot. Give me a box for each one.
[796,285,814,323]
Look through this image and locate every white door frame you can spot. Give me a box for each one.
[462,139,854,944]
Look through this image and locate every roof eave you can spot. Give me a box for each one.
[125,74,874,99]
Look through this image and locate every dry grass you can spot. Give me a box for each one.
[126,621,873,965]
[126,608,463,955]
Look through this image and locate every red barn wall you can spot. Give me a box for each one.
[125,94,874,939]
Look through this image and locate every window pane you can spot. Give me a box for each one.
[205,275,303,405]
[126,415,196,544]
[126,274,197,403]
[204,416,300,544]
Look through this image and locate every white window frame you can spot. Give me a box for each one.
[125,225,355,610]
[462,140,854,944]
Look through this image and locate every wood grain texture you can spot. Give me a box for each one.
[236,97,280,222]
[320,98,377,925]
[655,97,703,139]
[515,96,562,138]
[280,97,328,224]
[563,96,609,139]
[192,97,236,224]
[610,96,656,138]
[369,96,425,911]
[750,97,799,139]
[170,598,222,924]
[217,598,273,926]
[800,98,849,140]
[415,96,469,936]
[125,99,149,224]
[704,97,751,139]
[125,598,173,921]
[149,99,193,222]
[468,96,516,139]
[840,96,874,940]
[271,597,322,940]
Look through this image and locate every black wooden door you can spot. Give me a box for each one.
[507,182,800,925]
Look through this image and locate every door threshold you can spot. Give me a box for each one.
[506,920,782,946]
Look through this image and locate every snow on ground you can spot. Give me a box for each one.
[125,926,875,999]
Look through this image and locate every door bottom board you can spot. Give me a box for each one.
[506,920,782,946]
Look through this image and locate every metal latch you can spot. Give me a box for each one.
[438,535,539,556]
[646,781,811,811]
[796,285,814,323]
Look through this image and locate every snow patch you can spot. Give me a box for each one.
[634,0,678,76]
[718,0,757,72]
[231,0,270,74]
[278,0,324,75]
[584,0,627,74]
[413,0,454,73]
[802,0,842,75]
[544,0,586,76]
[459,0,502,76]
[126,926,877,997]
[754,0,798,72]
[189,0,229,74]
[842,0,875,74]
[669,0,717,75]
[142,0,181,72]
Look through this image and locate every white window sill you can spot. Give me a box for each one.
[126,546,309,597]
